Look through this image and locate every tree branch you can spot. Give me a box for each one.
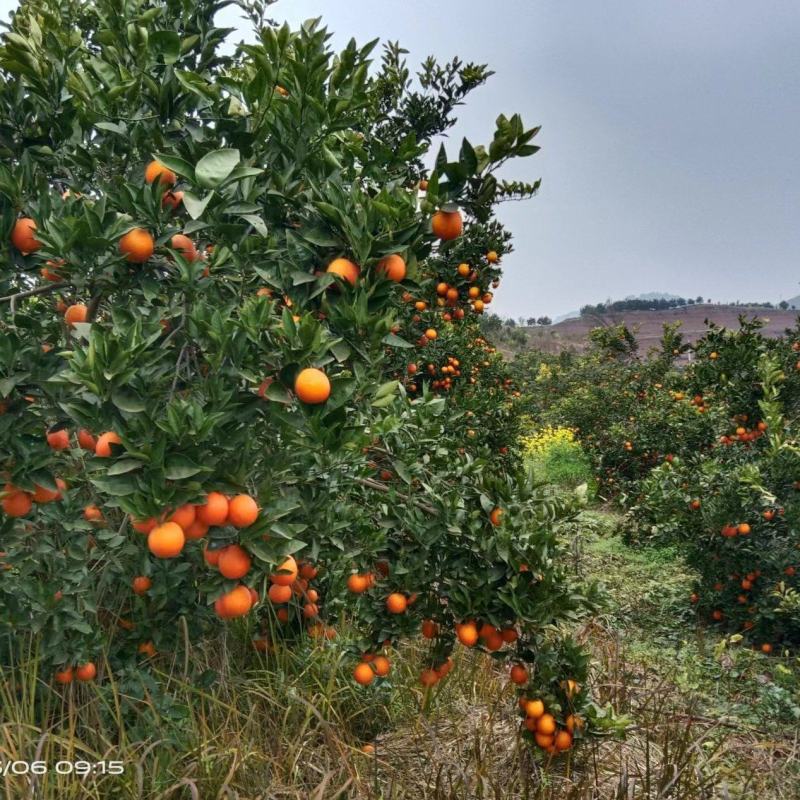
[356,477,438,516]
[1,282,67,304]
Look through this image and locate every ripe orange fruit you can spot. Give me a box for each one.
[137,641,157,658]
[525,699,545,719]
[347,573,370,593]
[54,666,74,685]
[95,431,122,457]
[565,714,583,733]
[361,743,376,754]
[170,233,197,261]
[119,227,154,263]
[386,593,408,614]
[456,621,479,647]
[219,544,252,579]
[270,555,298,586]
[536,714,556,735]
[83,504,103,522]
[510,664,528,685]
[424,328,437,340]
[294,368,331,404]
[420,669,439,687]
[457,263,470,277]
[761,643,772,654]
[431,209,463,241]
[227,494,259,528]
[2,489,32,517]
[147,521,185,558]
[46,428,70,450]
[327,257,359,286]
[489,507,503,526]
[737,523,751,535]
[197,491,229,526]
[132,576,152,595]
[487,251,498,263]
[145,160,176,185]
[534,732,554,749]
[76,662,97,682]
[377,254,406,282]
[32,483,61,503]
[64,303,88,326]
[299,561,318,580]
[554,730,573,751]
[473,300,484,313]
[372,655,391,677]
[168,503,196,530]
[183,519,209,540]
[501,627,518,643]
[203,545,222,567]
[161,190,183,210]
[218,585,253,618]
[11,217,42,253]
[131,517,156,534]
[353,662,375,686]
[421,619,438,639]
[268,583,292,604]
[41,259,64,281]
[77,429,97,451]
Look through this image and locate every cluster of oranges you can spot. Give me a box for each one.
[670,390,709,414]
[53,661,98,685]
[517,695,581,753]
[454,620,518,651]
[719,418,768,446]
[719,522,753,538]
[128,491,258,561]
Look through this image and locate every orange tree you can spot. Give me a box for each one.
[0,0,598,754]
[512,324,720,497]
[626,325,800,645]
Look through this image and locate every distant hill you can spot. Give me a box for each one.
[554,292,683,324]
[497,303,800,356]
[780,295,800,310]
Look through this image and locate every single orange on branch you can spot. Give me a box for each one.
[377,254,406,282]
[431,209,463,241]
[326,257,359,286]
[11,217,42,253]
[119,227,154,263]
[295,368,331,404]
[145,159,176,186]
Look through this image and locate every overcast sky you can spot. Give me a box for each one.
[3,0,798,318]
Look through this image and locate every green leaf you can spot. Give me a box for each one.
[382,333,413,349]
[265,381,292,404]
[106,459,145,476]
[182,191,214,219]
[164,455,204,480]
[175,70,218,102]
[95,121,127,135]
[150,30,181,64]
[112,388,146,413]
[152,153,195,181]
[240,213,267,237]
[374,380,399,400]
[195,148,240,189]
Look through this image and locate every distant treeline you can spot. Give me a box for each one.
[580,297,795,315]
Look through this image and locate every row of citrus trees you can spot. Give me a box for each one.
[0,0,597,758]
[513,318,800,647]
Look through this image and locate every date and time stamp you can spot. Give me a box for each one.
[0,760,124,777]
